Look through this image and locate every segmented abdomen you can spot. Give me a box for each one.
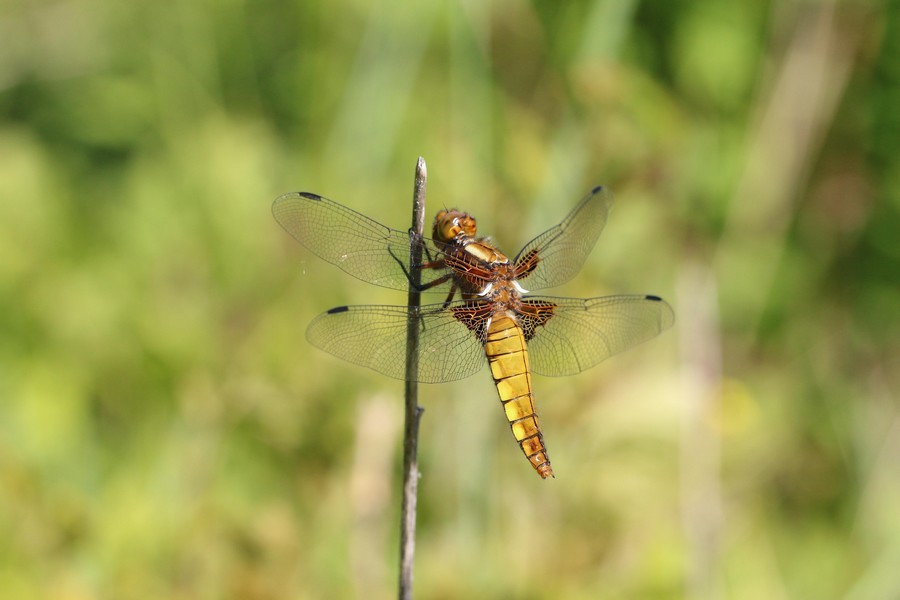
[484,312,553,479]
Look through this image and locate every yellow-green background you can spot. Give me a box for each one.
[2,1,898,598]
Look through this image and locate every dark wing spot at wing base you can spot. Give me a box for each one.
[327,305,350,314]
[591,185,604,194]
[299,192,323,201]
[645,295,663,302]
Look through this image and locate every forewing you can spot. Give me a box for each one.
[273,192,454,293]
[306,302,487,383]
[520,295,675,377]
[513,186,614,290]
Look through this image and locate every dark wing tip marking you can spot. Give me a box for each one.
[298,192,323,200]
[645,295,663,301]
[591,185,604,194]
[327,305,350,314]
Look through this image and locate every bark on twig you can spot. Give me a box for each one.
[399,157,427,600]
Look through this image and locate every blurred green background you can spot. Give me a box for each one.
[2,0,898,598]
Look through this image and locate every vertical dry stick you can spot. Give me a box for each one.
[399,157,427,600]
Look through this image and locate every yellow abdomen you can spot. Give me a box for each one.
[484,312,553,479]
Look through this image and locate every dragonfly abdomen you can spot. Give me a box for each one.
[485,312,554,479]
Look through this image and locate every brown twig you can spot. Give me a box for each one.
[399,157,427,600]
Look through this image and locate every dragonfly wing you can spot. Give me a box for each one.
[518,295,675,377]
[273,192,455,293]
[512,186,614,290]
[306,302,487,384]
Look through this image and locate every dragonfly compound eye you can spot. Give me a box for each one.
[457,214,477,237]
[433,209,476,242]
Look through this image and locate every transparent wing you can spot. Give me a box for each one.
[306,301,487,383]
[513,186,614,290]
[273,192,455,293]
[518,294,674,377]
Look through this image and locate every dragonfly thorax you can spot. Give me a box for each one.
[462,240,510,265]
[476,278,523,308]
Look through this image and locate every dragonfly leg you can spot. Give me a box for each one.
[421,239,436,264]
[387,246,453,291]
[441,283,458,308]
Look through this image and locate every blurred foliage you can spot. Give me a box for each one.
[1,0,898,598]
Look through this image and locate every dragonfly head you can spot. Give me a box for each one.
[433,209,477,243]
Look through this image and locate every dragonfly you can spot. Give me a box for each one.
[273,185,674,479]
